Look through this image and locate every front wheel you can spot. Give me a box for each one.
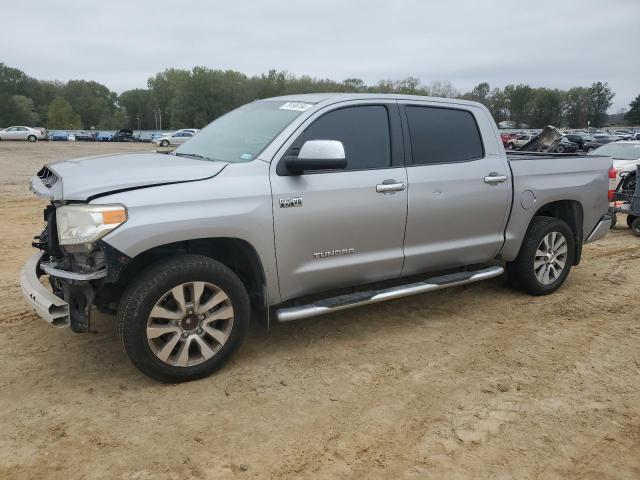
[27,135,37,142]
[117,254,250,382]
[507,217,575,295]
[160,139,169,147]
[556,145,565,153]
[507,143,515,150]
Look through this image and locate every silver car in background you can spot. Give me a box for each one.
[152,128,200,147]
[0,126,47,142]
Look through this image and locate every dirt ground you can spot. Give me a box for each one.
[0,141,639,480]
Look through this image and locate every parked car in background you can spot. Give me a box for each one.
[96,132,114,142]
[563,133,592,150]
[113,129,142,142]
[505,133,536,150]
[152,129,198,147]
[584,135,617,152]
[500,132,517,146]
[590,141,640,185]
[75,131,97,141]
[49,131,69,141]
[0,126,47,142]
[552,136,579,153]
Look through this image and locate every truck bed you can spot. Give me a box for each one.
[500,150,612,261]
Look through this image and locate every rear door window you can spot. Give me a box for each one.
[405,106,484,165]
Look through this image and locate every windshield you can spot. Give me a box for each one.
[589,142,640,160]
[173,101,311,163]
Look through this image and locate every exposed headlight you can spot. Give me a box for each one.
[57,204,127,246]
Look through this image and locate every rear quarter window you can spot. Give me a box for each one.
[405,106,484,165]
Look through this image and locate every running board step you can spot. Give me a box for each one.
[275,266,504,322]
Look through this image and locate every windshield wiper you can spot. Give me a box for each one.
[172,152,212,161]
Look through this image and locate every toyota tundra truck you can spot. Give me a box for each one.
[21,94,613,382]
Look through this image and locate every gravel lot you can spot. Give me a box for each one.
[1,142,639,479]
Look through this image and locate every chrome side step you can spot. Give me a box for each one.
[275,265,504,322]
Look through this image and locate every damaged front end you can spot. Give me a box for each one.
[21,168,130,332]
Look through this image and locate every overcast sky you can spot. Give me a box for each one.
[3,0,638,111]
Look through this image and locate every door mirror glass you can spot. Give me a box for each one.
[285,140,346,173]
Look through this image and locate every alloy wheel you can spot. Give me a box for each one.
[146,281,234,367]
[534,232,568,285]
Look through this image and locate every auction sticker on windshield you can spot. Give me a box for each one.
[279,102,313,112]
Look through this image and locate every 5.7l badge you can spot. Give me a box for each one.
[279,197,303,208]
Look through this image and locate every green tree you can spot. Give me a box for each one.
[562,87,590,128]
[468,82,491,102]
[119,89,155,129]
[588,81,614,127]
[505,84,534,127]
[47,97,81,129]
[530,88,563,127]
[62,80,117,128]
[624,93,640,125]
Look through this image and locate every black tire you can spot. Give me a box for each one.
[27,135,37,142]
[626,215,636,229]
[507,216,575,295]
[587,147,595,153]
[160,139,169,147]
[610,213,617,229]
[631,217,640,237]
[556,145,565,153]
[507,143,515,150]
[117,254,250,382]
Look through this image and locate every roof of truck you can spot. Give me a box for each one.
[261,93,484,108]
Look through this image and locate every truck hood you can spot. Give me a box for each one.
[31,152,227,201]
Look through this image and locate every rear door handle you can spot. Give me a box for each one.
[376,181,406,193]
[484,174,508,184]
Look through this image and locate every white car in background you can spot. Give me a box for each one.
[152,129,200,147]
[589,141,640,188]
[0,126,47,142]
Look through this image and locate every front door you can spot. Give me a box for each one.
[271,103,408,301]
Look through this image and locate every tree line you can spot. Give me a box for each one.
[1,62,638,130]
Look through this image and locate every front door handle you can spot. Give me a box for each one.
[484,174,508,184]
[376,180,406,193]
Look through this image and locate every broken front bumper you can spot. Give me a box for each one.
[20,252,70,327]
[20,252,108,329]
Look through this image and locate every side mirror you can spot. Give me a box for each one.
[285,140,346,174]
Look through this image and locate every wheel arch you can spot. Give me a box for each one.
[529,199,584,265]
[100,237,269,327]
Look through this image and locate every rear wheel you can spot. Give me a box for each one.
[631,217,640,237]
[27,135,37,142]
[627,215,637,228]
[507,217,575,295]
[610,213,617,229]
[117,254,250,382]
[556,145,565,153]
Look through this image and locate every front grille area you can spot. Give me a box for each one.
[37,166,58,188]
[32,205,61,257]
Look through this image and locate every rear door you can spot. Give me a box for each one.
[270,101,408,301]
[16,127,30,140]
[400,102,511,275]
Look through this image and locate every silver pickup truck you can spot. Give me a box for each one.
[21,94,613,382]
